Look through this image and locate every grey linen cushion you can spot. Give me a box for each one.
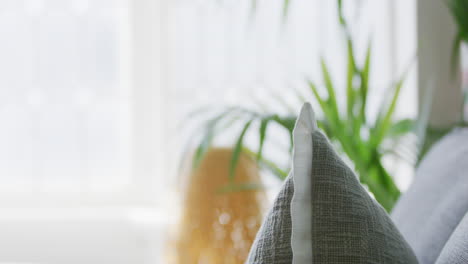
[246,176,294,263]
[435,212,468,264]
[391,128,468,264]
[247,103,418,264]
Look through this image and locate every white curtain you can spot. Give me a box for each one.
[0,0,131,193]
[0,0,417,197]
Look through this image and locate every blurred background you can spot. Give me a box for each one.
[0,0,466,263]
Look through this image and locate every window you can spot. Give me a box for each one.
[0,0,132,200]
[0,0,418,205]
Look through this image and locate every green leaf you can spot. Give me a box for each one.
[217,182,265,193]
[272,115,296,133]
[446,0,468,41]
[375,160,400,195]
[451,33,462,73]
[363,176,396,212]
[387,119,415,138]
[372,76,407,147]
[360,41,372,122]
[259,160,289,180]
[356,156,400,212]
[309,81,357,157]
[193,129,214,169]
[359,151,400,197]
[192,107,250,169]
[308,81,329,114]
[229,119,254,181]
[283,0,291,20]
[272,115,296,151]
[337,0,346,26]
[446,0,468,71]
[257,116,272,161]
[243,147,289,180]
[346,38,357,120]
[193,109,237,168]
[309,80,340,137]
[321,58,340,121]
[317,119,332,135]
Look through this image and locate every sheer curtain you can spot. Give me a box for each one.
[0,0,131,196]
[0,0,417,202]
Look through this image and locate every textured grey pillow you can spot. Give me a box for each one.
[246,176,294,263]
[391,128,468,264]
[247,103,418,264]
[435,212,468,264]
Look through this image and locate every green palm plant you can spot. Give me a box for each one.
[191,0,414,212]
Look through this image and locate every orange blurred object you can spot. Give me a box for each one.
[172,148,266,264]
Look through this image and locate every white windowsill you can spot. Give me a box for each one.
[0,206,177,264]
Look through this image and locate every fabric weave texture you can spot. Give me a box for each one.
[308,131,417,263]
[435,212,468,264]
[246,176,294,264]
[391,128,468,264]
[246,103,418,263]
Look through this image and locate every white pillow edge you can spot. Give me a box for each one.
[291,102,316,264]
